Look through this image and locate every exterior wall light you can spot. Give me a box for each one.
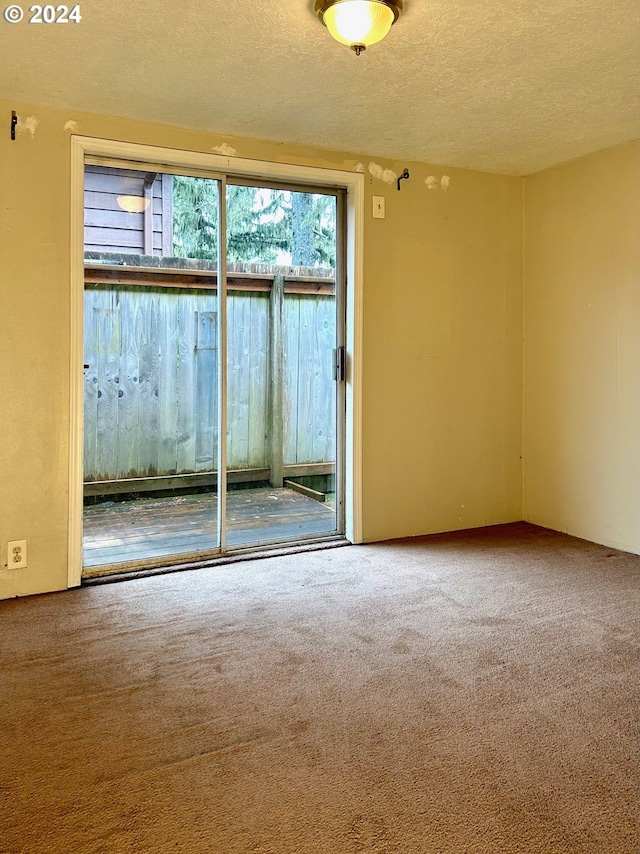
[116,195,151,213]
[315,0,403,55]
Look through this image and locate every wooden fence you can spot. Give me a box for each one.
[83,264,336,489]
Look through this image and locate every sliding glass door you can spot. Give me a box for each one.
[81,163,344,576]
[224,182,344,549]
[82,165,223,573]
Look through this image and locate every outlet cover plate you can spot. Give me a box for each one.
[7,540,27,569]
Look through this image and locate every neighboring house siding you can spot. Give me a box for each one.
[84,166,173,255]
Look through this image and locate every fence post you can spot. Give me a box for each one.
[269,274,285,487]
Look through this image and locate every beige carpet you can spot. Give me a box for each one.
[1,522,638,853]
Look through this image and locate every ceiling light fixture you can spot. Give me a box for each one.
[315,0,403,55]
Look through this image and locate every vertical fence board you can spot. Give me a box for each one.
[117,289,140,477]
[176,299,197,473]
[238,294,252,468]
[325,296,337,461]
[137,292,160,476]
[268,279,285,486]
[157,292,179,474]
[94,293,121,480]
[249,293,269,469]
[283,295,301,465]
[295,296,316,463]
[313,296,336,463]
[228,294,251,468]
[195,295,217,472]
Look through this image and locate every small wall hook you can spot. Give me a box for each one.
[10,111,18,141]
[397,169,410,191]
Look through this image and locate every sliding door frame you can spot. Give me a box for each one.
[68,136,364,587]
[217,174,228,553]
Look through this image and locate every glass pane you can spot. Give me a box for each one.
[82,165,221,574]
[225,186,339,547]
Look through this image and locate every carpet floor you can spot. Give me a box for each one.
[1,522,638,853]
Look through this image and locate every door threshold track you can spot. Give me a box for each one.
[82,537,351,586]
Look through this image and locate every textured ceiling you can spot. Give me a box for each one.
[1,0,638,174]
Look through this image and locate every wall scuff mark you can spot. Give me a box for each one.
[16,116,39,138]
[211,143,237,156]
[425,175,451,191]
[354,162,365,173]
[369,162,397,185]
[64,120,79,132]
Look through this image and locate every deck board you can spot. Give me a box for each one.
[83,486,336,570]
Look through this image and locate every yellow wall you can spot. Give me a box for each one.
[0,100,523,597]
[523,141,640,553]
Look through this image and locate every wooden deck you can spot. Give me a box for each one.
[82,486,337,572]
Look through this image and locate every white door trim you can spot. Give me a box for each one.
[68,136,364,587]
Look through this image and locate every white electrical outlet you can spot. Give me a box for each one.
[7,540,27,569]
[372,195,385,219]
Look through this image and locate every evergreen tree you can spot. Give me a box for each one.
[172,176,219,261]
[291,193,315,267]
[172,177,336,268]
[309,193,337,267]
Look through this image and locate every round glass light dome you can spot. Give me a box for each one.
[117,195,151,214]
[316,1,402,53]
[324,1,394,49]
